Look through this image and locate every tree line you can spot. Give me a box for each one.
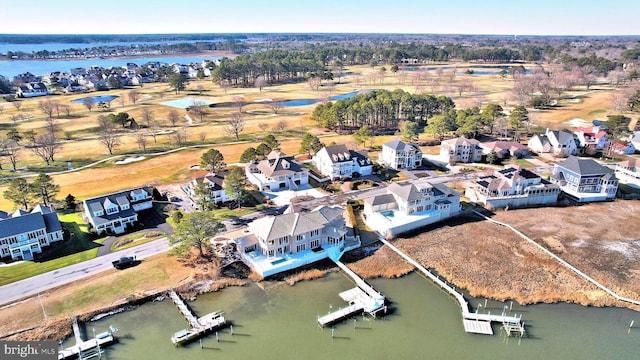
[310,89,455,133]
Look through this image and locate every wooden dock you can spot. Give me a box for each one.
[168,290,228,346]
[318,250,386,327]
[380,238,526,337]
[58,320,117,360]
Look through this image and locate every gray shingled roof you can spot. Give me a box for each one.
[249,206,344,242]
[364,194,396,206]
[387,183,424,201]
[321,144,352,164]
[250,155,306,178]
[557,156,613,176]
[0,213,46,238]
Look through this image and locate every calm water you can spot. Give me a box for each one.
[71,95,119,104]
[74,272,640,360]
[0,55,221,78]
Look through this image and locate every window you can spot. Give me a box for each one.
[296,244,306,252]
[296,234,304,242]
[310,229,319,237]
[279,237,288,245]
[310,240,319,248]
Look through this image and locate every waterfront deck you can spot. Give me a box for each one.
[168,290,228,346]
[58,318,117,360]
[318,248,386,327]
[380,238,525,336]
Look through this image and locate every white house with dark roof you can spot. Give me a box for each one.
[363,180,461,237]
[439,137,483,164]
[16,82,48,98]
[234,205,360,277]
[312,144,373,180]
[0,204,63,261]
[83,187,152,235]
[550,156,618,202]
[615,157,640,188]
[187,172,231,206]
[529,129,577,156]
[379,139,423,170]
[245,151,309,191]
[465,166,560,209]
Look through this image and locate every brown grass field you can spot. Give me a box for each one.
[347,202,640,311]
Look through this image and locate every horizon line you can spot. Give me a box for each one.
[1,32,639,38]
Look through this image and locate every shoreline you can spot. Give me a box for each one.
[0,50,236,63]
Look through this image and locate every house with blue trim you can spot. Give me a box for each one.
[550,156,618,202]
[0,204,64,261]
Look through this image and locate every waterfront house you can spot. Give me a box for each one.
[574,126,609,151]
[16,82,48,98]
[465,166,560,209]
[234,205,360,277]
[529,129,577,156]
[245,151,309,191]
[378,139,423,170]
[550,156,618,202]
[615,157,640,188]
[478,141,528,160]
[439,137,483,164]
[187,172,231,206]
[312,144,373,180]
[363,180,461,237]
[83,187,153,235]
[0,204,63,261]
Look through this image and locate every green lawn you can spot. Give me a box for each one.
[110,231,166,252]
[0,212,107,286]
[512,158,535,168]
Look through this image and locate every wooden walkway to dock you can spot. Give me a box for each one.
[318,248,386,327]
[380,238,525,336]
[168,290,227,346]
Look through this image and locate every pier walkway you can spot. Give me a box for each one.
[380,238,524,336]
[168,290,227,346]
[317,248,386,327]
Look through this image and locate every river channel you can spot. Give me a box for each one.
[72,272,640,359]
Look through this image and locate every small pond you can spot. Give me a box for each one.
[71,95,119,104]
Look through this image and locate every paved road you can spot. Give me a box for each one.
[0,238,171,306]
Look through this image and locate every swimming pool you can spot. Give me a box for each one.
[381,210,395,218]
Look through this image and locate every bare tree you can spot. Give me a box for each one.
[135,132,148,153]
[38,100,55,119]
[198,132,207,143]
[118,93,126,107]
[610,89,632,112]
[254,75,266,92]
[225,113,245,141]
[307,76,321,91]
[219,79,230,94]
[0,105,4,119]
[258,122,269,132]
[30,133,60,165]
[190,100,206,122]
[140,107,154,127]
[273,119,288,132]
[98,119,121,155]
[168,109,180,126]
[5,140,19,171]
[44,116,58,136]
[82,97,95,112]
[267,98,284,114]
[196,84,204,95]
[61,104,72,117]
[232,96,245,113]
[11,101,22,111]
[172,127,187,146]
[128,89,140,104]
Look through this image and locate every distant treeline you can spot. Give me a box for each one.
[0,33,248,44]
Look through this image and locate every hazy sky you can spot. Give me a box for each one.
[1,0,639,36]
